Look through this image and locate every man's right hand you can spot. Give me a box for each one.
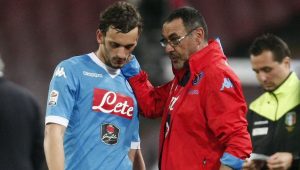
[121,55,141,79]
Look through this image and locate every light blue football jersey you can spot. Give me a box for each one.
[46,53,140,170]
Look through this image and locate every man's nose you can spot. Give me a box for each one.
[258,72,267,82]
[165,43,175,53]
[117,47,128,58]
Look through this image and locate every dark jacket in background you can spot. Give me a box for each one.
[0,78,45,170]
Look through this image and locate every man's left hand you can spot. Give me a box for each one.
[267,152,293,170]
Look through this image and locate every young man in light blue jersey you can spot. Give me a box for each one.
[44,2,145,170]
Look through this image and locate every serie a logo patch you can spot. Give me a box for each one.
[285,111,296,132]
[48,90,59,106]
[101,123,119,145]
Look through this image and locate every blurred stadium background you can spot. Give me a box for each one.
[1,0,300,169]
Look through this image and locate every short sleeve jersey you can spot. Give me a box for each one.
[45,53,140,170]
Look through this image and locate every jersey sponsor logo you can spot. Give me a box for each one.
[48,90,59,106]
[101,123,119,145]
[92,89,134,119]
[285,111,296,132]
[220,78,233,91]
[54,67,67,78]
[192,71,204,85]
[83,71,103,78]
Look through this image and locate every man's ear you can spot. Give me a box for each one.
[96,29,104,44]
[194,27,205,44]
[282,56,291,68]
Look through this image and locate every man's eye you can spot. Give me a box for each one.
[125,45,134,50]
[172,39,181,45]
[169,38,180,44]
[170,37,180,42]
[110,43,120,48]
[262,68,272,73]
[253,69,259,74]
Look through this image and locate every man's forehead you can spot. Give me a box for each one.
[105,26,139,44]
[251,51,276,63]
[251,55,280,70]
[106,26,138,36]
[162,19,186,36]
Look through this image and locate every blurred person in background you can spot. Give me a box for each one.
[243,34,300,170]
[122,6,252,170]
[0,56,45,170]
[43,1,145,170]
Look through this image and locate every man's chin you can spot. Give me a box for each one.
[172,63,184,70]
[111,62,125,69]
[112,66,122,69]
[263,86,275,92]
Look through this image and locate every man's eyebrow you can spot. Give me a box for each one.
[260,66,271,70]
[110,41,135,47]
[168,33,178,39]
[124,43,135,46]
[253,66,272,71]
[161,32,178,39]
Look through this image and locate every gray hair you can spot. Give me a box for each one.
[0,56,4,77]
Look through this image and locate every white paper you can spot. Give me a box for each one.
[249,153,269,161]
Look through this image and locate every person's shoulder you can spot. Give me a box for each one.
[54,53,92,74]
[249,92,268,110]
[204,59,237,79]
[1,79,37,102]
[60,53,90,66]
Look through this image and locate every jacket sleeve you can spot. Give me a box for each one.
[203,67,252,160]
[128,71,171,118]
[31,96,45,170]
[246,110,254,137]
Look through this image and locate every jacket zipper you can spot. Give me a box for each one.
[202,158,207,169]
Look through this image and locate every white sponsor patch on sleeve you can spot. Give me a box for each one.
[252,127,268,136]
[254,120,268,125]
[48,90,59,106]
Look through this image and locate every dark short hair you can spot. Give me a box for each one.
[163,6,208,41]
[99,1,143,35]
[249,33,291,62]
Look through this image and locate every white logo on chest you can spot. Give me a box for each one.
[92,91,133,119]
[169,96,179,111]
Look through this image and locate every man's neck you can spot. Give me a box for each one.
[95,48,106,65]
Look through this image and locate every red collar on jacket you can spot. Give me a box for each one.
[172,39,226,79]
[173,67,188,83]
[189,39,227,73]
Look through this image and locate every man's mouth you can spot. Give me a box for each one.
[114,58,126,64]
[169,54,179,62]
